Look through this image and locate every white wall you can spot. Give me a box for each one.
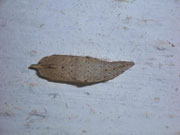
[0,0,180,135]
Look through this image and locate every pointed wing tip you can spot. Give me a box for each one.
[130,61,135,66]
[127,61,135,68]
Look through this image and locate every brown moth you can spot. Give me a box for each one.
[29,55,134,85]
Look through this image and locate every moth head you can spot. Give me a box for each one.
[29,64,41,70]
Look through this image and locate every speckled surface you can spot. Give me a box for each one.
[0,0,180,135]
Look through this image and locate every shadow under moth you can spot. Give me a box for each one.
[29,55,134,86]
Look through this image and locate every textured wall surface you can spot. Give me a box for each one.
[0,0,180,135]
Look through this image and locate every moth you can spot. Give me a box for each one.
[29,55,134,85]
